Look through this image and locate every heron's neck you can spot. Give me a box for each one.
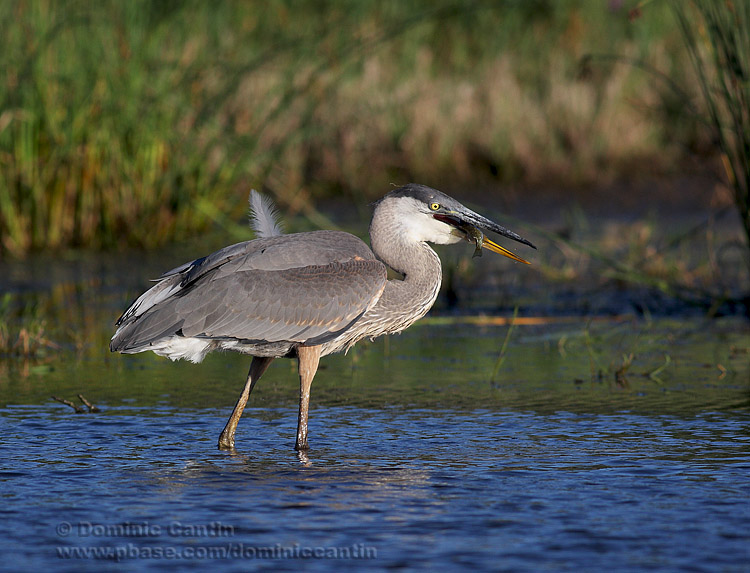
[367,202,443,334]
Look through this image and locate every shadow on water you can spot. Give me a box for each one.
[0,248,749,571]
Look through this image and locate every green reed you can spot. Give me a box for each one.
[0,0,686,256]
[670,0,750,262]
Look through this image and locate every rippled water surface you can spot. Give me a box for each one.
[1,314,749,571]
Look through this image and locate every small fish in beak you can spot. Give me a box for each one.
[452,220,531,264]
[456,221,485,258]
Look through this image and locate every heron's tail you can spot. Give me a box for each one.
[249,189,284,238]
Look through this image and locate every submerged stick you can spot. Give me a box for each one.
[51,395,85,413]
[78,394,100,413]
[51,394,99,413]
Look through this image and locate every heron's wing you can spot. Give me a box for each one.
[117,230,374,327]
[112,256,387,351]
[177,258,387,344]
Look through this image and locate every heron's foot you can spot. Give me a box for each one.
[218,431,235,451]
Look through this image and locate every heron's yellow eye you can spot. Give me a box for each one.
[429,202,440,211]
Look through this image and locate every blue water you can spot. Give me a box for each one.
[2,403,749,571]
[1,268,748,573]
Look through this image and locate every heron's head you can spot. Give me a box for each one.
[376,183,536,264]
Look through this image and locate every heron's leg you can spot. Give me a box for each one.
[218,356,274,450]
[295,345,322,451]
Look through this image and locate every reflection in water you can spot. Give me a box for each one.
[296,450,311,467]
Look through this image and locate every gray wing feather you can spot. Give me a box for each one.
[163,230,372,281]
[111,231,386,352]
[248,189,284,238]
[117,230,372,325]
[179,260,387,340]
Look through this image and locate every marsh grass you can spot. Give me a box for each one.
[490,305,519,384]
[553,217,745,311]
[0,0,691,256]
[620,0,750,262]
[0,293,58,357]
[669,0,750,261]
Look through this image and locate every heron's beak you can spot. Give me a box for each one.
[481,236,532,264]
[435,207,536,264]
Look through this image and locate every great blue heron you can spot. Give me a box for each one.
[111,183,535,451]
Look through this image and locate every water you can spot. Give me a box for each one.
[1,314,749,571]
[2,406,749,571]
[1,246,749,570]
